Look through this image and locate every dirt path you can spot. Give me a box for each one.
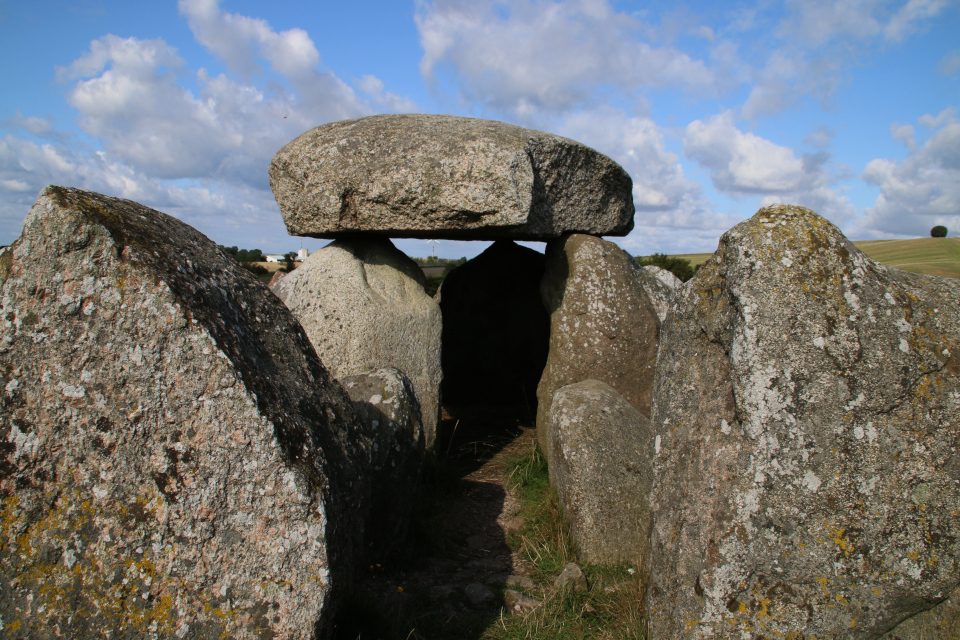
[335,407,539,640]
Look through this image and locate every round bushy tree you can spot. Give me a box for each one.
[931,225,948,237]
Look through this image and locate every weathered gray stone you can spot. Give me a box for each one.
[439,240,549,406]
[554,562,588,592]
[647,204,960,639]
[272,237,442,448]
[536,234,660,473]
[339,367,424,562]
[504,589,541,611]
[0,186,368,639]
[269,114,635,241]
[267,268,288,289]
[880,586,960,640]
[641,265,682,323]
[549,380,653,566]
[464,582,496,607]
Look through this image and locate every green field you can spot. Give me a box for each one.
[667,237,960,280]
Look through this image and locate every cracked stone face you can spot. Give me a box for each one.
[647,204,960,639]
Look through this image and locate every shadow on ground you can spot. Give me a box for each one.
[332,404,533,640]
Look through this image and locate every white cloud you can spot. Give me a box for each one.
[884,0,951,42]
[685,111,804,193]
[684,111,855,225]
[1,1,417,249]
[739,0,956,119]
[415,0,717,115]
[178,0,320,78]
[856,109,960,236]
[557,107,745,254]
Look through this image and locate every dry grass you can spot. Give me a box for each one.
[854,237,960,279]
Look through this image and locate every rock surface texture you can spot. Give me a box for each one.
[647,204,960,639]
[880,586,960,639]
[439,240,549,406]
[536,234,660,472]
[339,367,424,562]
[549,380,653,566]
[272,237,442,448]
[269,114,635,240]
[0,187,368,639]
[641,265,683,323]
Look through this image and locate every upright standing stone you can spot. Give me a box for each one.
[536,234,660,475]
[647,204,960,639]
[439,240,549,407]
[0,187,368,639]
[549,380,653,566]
[272,237,442,448]
[269,114,635,240]
[340,367,424,563]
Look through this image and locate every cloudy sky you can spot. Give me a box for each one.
[1,0,958,259]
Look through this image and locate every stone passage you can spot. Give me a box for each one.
[438,239,550,408]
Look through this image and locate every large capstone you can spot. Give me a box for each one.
[271,236,442,448]
[536,234,660,475]
[269,114,635,241]
[0,186,369,639]
[549,380,653,566]
[647,204,960,639]
[439,240,549,407]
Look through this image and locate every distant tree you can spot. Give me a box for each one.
[931,225,948,238]
[634,253,697,282]
[281,252,297,272]
[219,245,267,275]
[236,248,263,263]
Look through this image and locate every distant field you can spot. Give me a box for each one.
[665,237,960,280]
[854,238,960,280]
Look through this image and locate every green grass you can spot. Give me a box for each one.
[481,443,648,640]
[667,237,960,280]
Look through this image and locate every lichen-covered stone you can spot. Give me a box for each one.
[647,204,960,639]
[536,234,660,474]
[272,237,442,448]
[549,380,653,566]
[640,265,683,323]
[0,186,368,639]
[439,240,549,406]
[269,114,635,241]
[880,585,960,639]
[339,367,424,562]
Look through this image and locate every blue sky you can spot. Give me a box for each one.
[1,0,958,259]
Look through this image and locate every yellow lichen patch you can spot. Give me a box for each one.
[833,528,853,557]
[0,486,238,638]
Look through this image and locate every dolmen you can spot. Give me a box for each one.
[267,114,641,450]
[0,115,647,638]
[4,113,956,639]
